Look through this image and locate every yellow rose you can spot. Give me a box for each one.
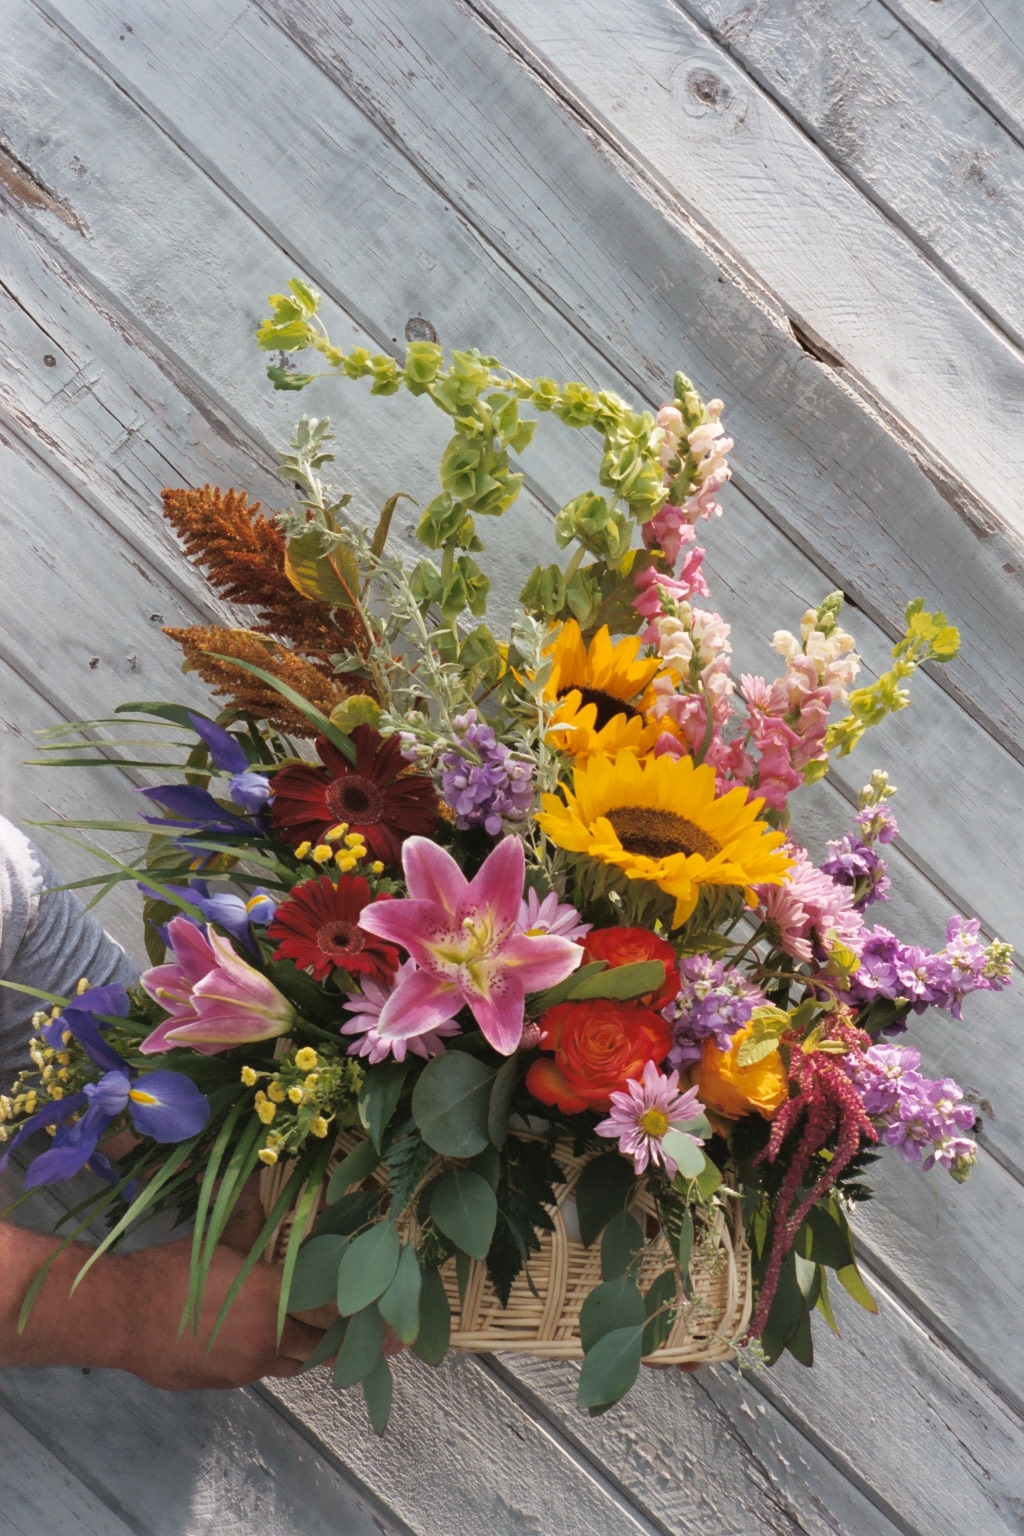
[698,1023,789,1121]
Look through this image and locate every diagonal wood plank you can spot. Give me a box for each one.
[0,1403,137,1536]
[884,0,1024,147]
[12,0,1024,773]
[680,0,1024,352]
[483,0,1024,529]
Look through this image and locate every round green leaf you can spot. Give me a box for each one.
[600,1211,644,1281]
[577,1323,644,1411]
[431,1169,498,1260]
[358,1062,410,1151]
[288,1234,348,1313]
[487,1055,519,1149]
[334,1303,385,1388]
[378,1243,422,1344]
[578,1275,645,1354]
[336,1221,400,1316]
[326,1139,381,1204]
[663,1129,706,1179]
[413,1267,451,1365]
[411,1051,495,1157]
[574,1152,636,1247]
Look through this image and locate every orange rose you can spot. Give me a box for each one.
[526,999,673,1114]
[697,1024,789,1121]
[582,926,679,1011]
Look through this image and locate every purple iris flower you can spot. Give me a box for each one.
[138,881,277,956]
[3,991,209,1189]
[188,714,272,813]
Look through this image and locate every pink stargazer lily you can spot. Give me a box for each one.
[357,835,583,1054]
[139,915,295,1054]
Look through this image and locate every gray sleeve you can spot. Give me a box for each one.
[0,816,140,1084]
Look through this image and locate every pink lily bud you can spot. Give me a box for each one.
[139,916,294,1054]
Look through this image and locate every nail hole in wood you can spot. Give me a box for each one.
[405,316,439,343]
[43,354,56,367]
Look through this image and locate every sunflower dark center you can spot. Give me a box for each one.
[605,806,721,862]
[316,919,366,959]
[558,685,639,733]
[326,773,385,825]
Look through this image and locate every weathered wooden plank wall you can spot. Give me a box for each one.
[2,1,1023,1532]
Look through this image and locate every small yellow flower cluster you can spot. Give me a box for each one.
[292,825,384,877]
[240,1043,363,1165]
[0,1010,82,1144]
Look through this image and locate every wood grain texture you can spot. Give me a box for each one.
[885,0,1024,146]
[0,1403,136,1536]
[682,0,1024,351]
[486,0,1024,531]
[249,0,1024,767]
[12,0,1024,775]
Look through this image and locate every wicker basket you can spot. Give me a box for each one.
[260,1129,752,1365]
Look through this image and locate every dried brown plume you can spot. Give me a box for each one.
[161,485,360,666]
[164,626,359,737]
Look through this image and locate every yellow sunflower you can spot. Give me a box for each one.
[537,749,793,926]
[543,620,662,761]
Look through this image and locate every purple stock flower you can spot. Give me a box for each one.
[855,804,898,844]
[664,954,764,1068]
[850,918,1012,1024]
[847,1043,976,1177]
[438,710,535,836]
[820,835,891,910]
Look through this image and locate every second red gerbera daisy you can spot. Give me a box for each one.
[269,724,437,866]
[267,874,399,984]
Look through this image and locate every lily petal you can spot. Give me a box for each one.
[139,1015,221,1056]
[376,966,462,1040]
[467,971,526,1055]
[357,897,450,968]
[500,931,584,992]
[460,835,524,938]
[401,837,467,915]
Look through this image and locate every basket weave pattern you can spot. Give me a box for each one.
[261,1130,752,1365]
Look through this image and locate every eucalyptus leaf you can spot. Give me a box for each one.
[336,1221,400,1316]
[432,1170,497,1260]
[836,1261,878,1314]
[333,1304,386,1388]
[362,1354,394,1434]
[358,1062,410,1152]
[578,1274,645,1354]
[642,1269,678,1356]
[411,1051,494,1157]
[378,1243,422,1345]
[288,1234,348,1313]
[577,1323,644,1411]
[315,1190,380,1238]
[529,961,606,1015]
[663,1130,706,1180]
[567,959,664,1001]
[326,1138,381,1204]
[413,1268,451,1365]
[575,1153,636,1247]
[600,1211,644,1281]
[487,1054,519,1150]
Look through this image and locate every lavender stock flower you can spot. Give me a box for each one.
[664,954,764,1068]
[847,1043,977,1178]
[438,710,535,836]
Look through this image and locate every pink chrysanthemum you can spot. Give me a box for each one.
[757,847,865,962]
[340,962,461,1064]
[595,1059,705,1176]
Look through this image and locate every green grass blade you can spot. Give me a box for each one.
[276,1137,335,1344]
[71,1140,198,1290]
[202,653,356,762]
[205,1154,314,1352]
[184,1096,249,1336]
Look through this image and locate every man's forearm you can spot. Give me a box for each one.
[0,1221,128,1370]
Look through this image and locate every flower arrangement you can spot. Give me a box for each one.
[1,280,1011,1430]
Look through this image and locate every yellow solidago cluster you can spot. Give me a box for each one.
[0,1006,88,1145]
[293,822,385,876]
[240,1043,363,1165]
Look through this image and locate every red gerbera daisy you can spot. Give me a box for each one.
[267,874,399,984]
[269,725,437,866]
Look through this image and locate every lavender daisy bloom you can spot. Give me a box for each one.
[341,962,462,1064]
[595,1060,705,1176]
[517,888,591,942]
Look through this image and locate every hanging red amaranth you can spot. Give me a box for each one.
[746,1019,877,1342]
